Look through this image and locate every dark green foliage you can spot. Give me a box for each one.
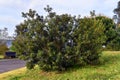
[107,36,120,51]
[109,1,120,50]
[36,12,77,71]
[106,27,120,50]
[13,6,106,71]
[26,61,35,69]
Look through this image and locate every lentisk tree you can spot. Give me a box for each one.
[13,6,106,71]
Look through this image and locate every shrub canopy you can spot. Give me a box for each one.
[13,6,106,71]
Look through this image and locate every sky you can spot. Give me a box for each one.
[0,0,119,36]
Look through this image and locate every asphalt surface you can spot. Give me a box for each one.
[0,59,26,73]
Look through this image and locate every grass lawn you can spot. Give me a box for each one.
[0,67,26,80]
[1,51,120,80]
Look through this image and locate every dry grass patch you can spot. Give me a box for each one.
[0,55,3,59]
[0,67,26,80]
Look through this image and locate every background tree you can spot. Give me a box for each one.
[106,26,120,50]
[95,16,116,48]
[0,28,9,55]
[114,1,120,24]
[0,44,8,55]
[90,10,118,50]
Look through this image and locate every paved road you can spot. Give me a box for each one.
[0,59,26,73]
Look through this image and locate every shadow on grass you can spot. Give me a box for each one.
[102,53,120,65]
[65,53,120,73]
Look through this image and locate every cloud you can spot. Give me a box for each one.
[0,15,22,36]
[0,0,21,7]
[23,0,95,17]
[25,0,119,17]
[0,15,20,24]
[0,0,120,36]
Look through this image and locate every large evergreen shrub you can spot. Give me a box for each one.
[13,6,106,71]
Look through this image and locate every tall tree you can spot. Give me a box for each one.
[114,1,120,24]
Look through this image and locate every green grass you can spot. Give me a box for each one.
[2,51,120,80]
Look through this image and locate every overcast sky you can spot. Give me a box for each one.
[0,0,119,36]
